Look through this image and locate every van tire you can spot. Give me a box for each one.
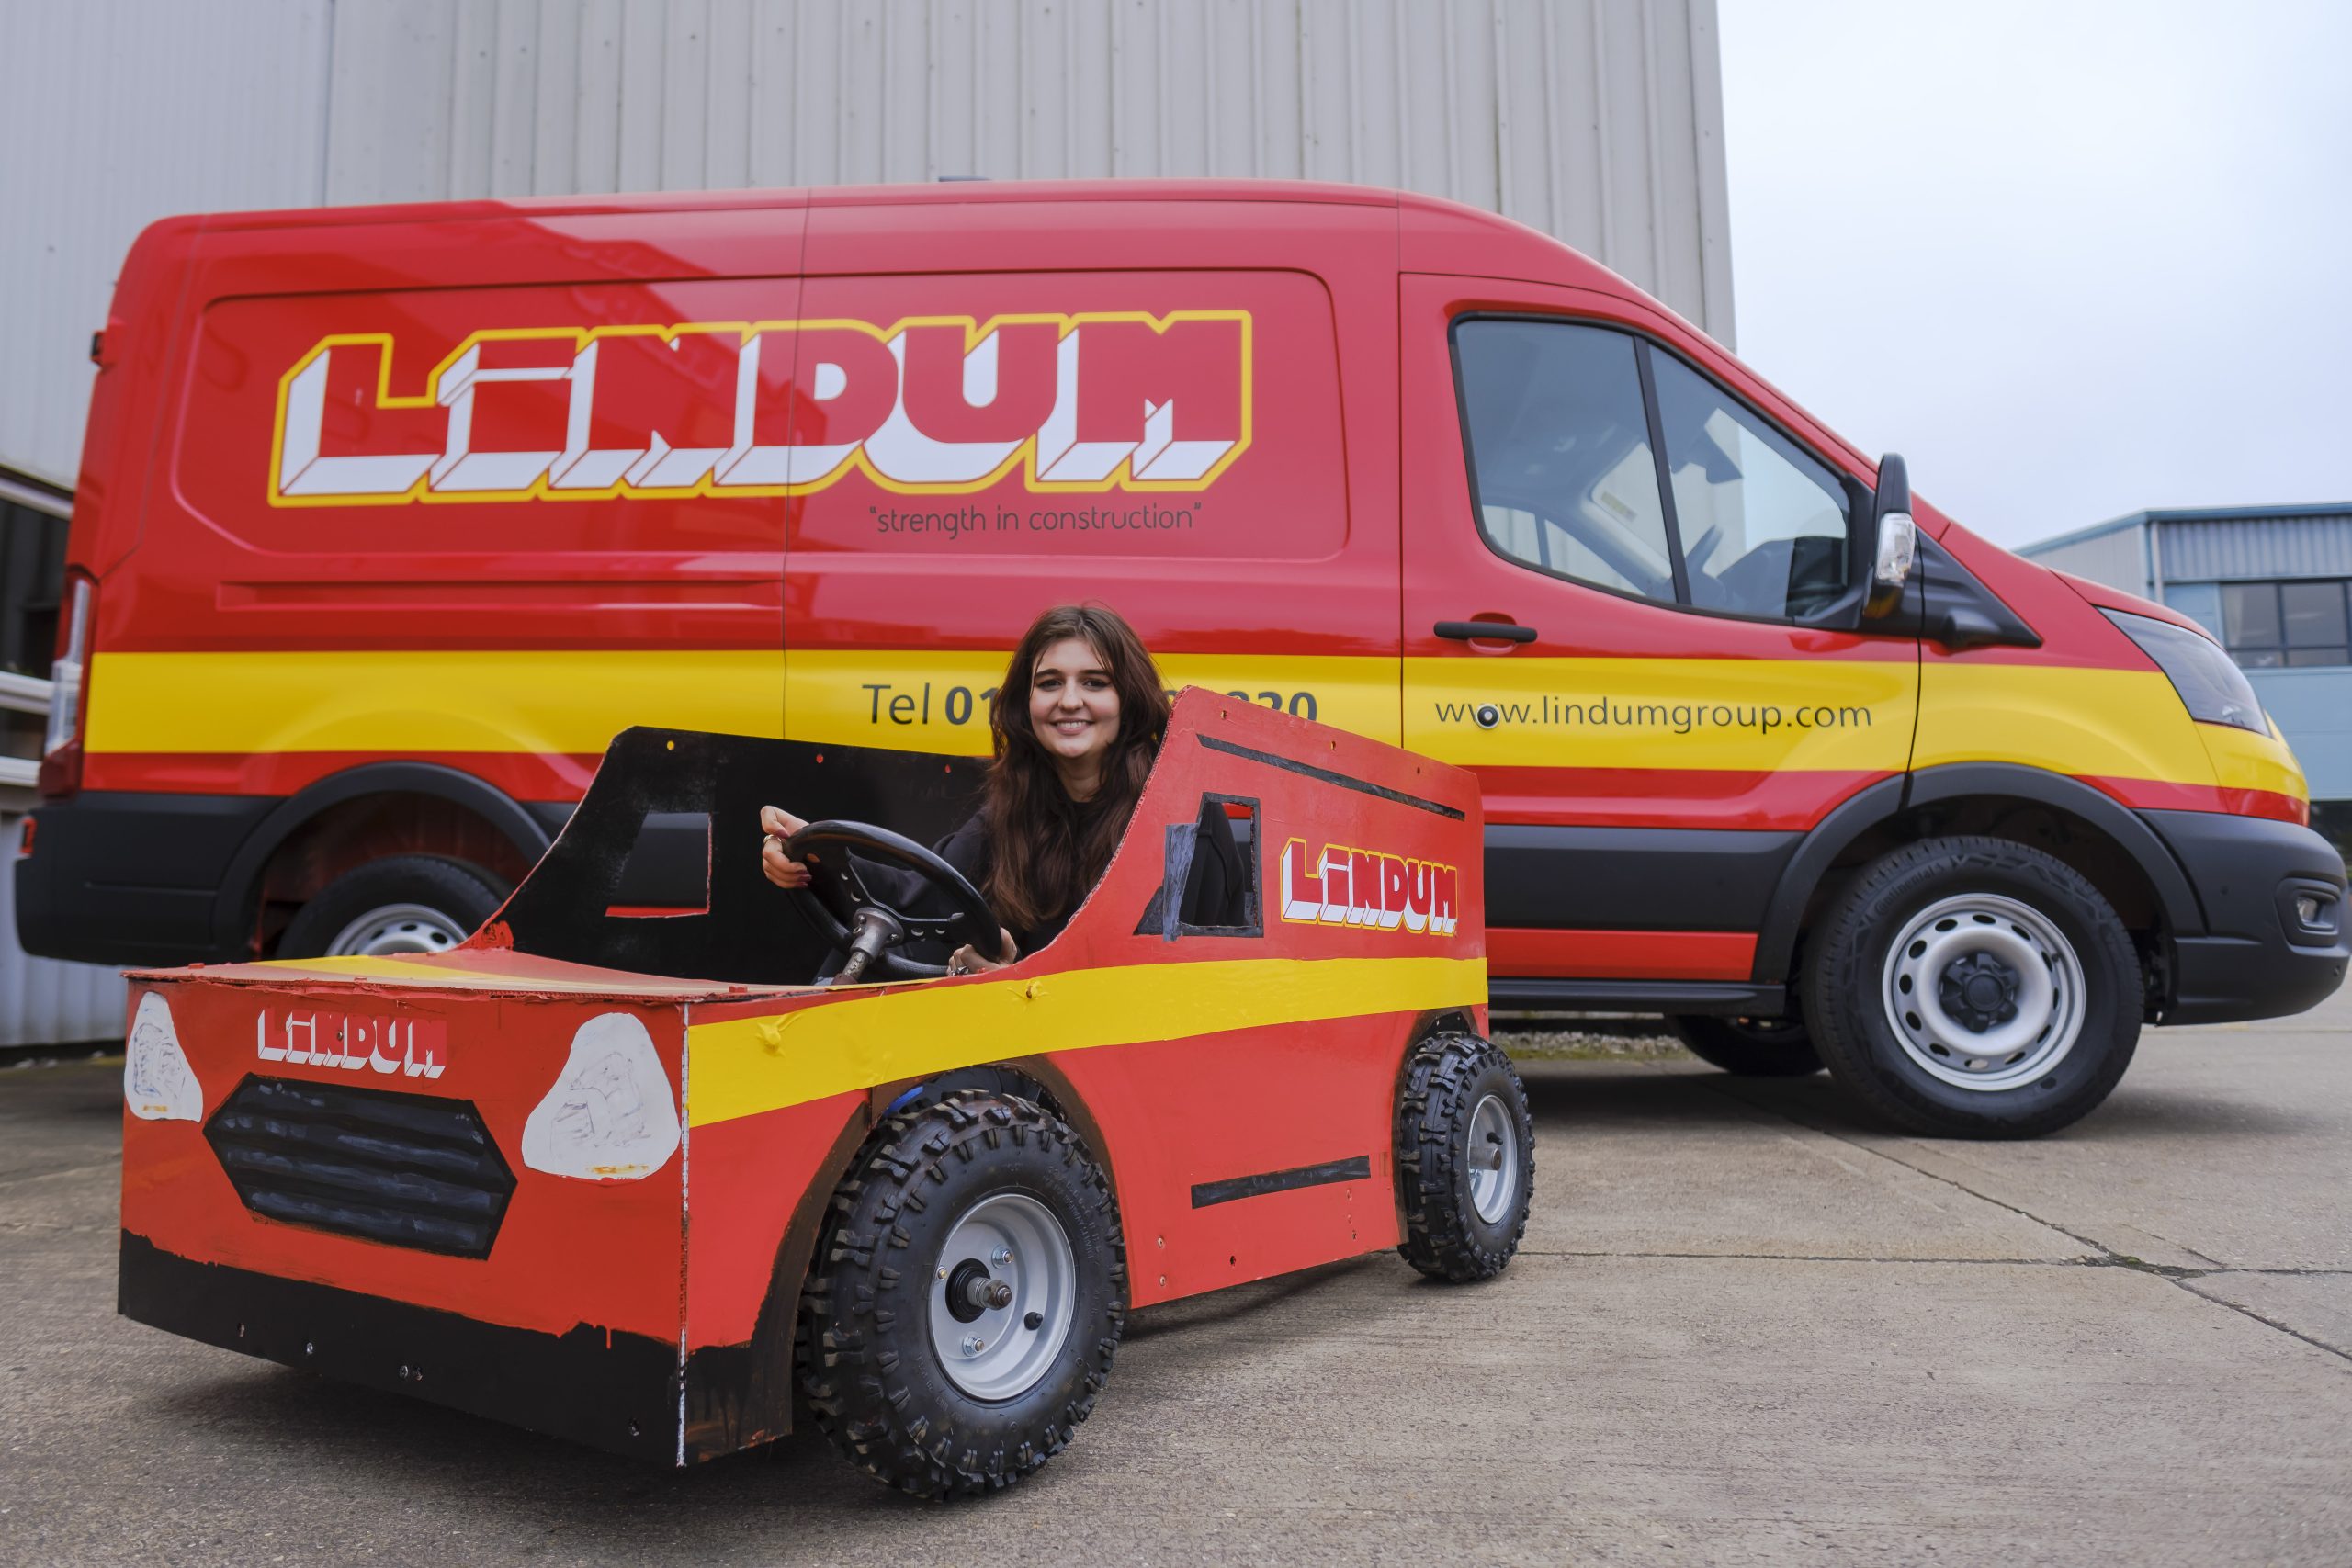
[1667,1014,1824,1076]
[798,1091,1125,1498]
[1804,836,2141,1139]
[1396,1033,1534,1281]
[277,854,507,958]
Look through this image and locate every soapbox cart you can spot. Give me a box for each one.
[116,689,1532,1497]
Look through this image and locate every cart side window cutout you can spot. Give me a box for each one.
[1138,795,1261,939]
[1452,319,1677,605]
[606,810,711,918]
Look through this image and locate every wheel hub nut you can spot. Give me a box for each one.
[1940,951,2021,1032]
[959,1335,985,1356]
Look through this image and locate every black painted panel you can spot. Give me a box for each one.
[204,1077,516,1259]
[1484,823,1800,931]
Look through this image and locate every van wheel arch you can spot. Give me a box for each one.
[211,762,551,955]
[1755,765,2203,1014]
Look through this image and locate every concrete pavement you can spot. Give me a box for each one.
[2,990,2345,1565]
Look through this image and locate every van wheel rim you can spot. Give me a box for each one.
[1881,893,2086,1092]
[1465,1092,1519,1223]
[930,1193,1076,1402]
[327,903,469,957]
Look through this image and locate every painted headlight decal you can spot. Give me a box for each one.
[123,991,202,1122]
[520,1011,681,1181]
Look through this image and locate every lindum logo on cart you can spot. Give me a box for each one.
[1279,838,1460,935]
[255,1008,447,1079]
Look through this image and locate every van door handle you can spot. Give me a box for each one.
[1434,620,1537,645]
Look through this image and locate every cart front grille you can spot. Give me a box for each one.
[204,1077,516,1259]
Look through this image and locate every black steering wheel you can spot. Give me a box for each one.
[784,819,1003,982]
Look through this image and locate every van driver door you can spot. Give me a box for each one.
[1397,276,1920,998]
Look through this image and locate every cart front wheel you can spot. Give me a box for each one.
[798,1090,1125,1498]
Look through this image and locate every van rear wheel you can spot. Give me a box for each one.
[1804,836,2141,1138]
[278,854,507,958]
[1666,1014,1824,1076]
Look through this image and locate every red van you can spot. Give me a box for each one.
[17,179,2346,1136]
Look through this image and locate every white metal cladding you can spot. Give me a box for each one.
[0,815,127,1050]
[0,0,334,491]
[2157,514,2352,582]
[2018,526,2150,596]
[3,0,1732,489]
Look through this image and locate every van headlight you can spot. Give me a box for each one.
[2101,610,2268,734]
[521,1012,681,1181]
[124,991,202,1122]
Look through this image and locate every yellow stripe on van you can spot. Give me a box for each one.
[1404,655,1917,773]
[2201,715,2309,801]
[85,646,2252,795]
[86,649,782,755]
[1911,665,2221,785]
[684,953,1486,1128]
[83,648,1393,757]
[786,649,1398,753]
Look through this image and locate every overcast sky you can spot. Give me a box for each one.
[1717,0,2352,549]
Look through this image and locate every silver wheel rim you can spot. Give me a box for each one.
[1881,893,2087,1092]
[325,903,469,957]
[929,1193,1076,1402]
[1465,1092,1519,1224]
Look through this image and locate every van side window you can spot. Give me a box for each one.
[1453,321,1677,605]
[1649,353,1852,620]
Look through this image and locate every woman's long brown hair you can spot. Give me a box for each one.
[983,604,1170,936]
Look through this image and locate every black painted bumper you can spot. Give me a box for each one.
[118,1232,683,1464]
[14,791,274,965]
[2145,809,2349,1025]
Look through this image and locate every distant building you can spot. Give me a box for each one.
[2018,504,2352,845]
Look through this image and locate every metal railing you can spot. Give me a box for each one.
[0,668,49,792]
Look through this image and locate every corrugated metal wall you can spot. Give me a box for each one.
[2158,514,2352,582]
[323,0,1733,341]
[0,815,125,1048]
[3,0,1732,489]
[0,0,334,491]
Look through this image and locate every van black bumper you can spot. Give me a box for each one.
[12,791,274,965]
[2145,809,2349,1025]
[118,1232,683,1464]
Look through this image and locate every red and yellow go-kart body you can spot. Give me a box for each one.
[118,688,1486,1463]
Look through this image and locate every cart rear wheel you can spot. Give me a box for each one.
[1395,1033,1534,1281]
[798,1090,1125,1498]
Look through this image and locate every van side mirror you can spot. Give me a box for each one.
[1863,453,1916,619]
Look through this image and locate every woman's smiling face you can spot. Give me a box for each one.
[1028,636,1122,770]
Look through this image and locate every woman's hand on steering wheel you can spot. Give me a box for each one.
[760,805,811,888]
[948,928,1021,976]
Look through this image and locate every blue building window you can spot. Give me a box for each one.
[2218,580,2350,668]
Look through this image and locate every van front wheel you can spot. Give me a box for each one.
[1666,1014,1824,1077]
[1804,836,2142,1139]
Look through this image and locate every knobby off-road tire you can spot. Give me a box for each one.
[278,853,507,958]
[1804,835,2142,1139]
[798,1091,1126,1498]
[1667,1013,1825,1077]
[1396,1033,1534,1281]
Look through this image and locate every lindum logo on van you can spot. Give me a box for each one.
[269,310,1252,506]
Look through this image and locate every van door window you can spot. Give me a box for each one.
[1453,321,1677,605]
[1649,352,1852,621]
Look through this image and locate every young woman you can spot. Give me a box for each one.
[760,604,1170,975]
